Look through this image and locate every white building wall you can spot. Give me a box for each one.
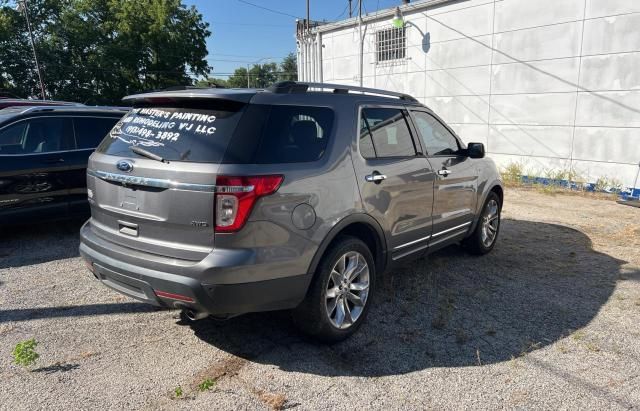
[300,0,640,191]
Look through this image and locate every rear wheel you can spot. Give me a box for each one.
[464,191,501,255]
[293,236,375,342]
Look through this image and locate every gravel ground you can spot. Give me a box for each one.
[1,188,639,410]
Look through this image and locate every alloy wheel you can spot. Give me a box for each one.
[481,199,500,247]
[325,251,370,329]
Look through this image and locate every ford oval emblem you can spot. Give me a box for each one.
[117,160,134,173]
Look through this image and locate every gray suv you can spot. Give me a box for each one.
[79,82,503,341]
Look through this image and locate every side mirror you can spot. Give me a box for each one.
[467,142,485,159]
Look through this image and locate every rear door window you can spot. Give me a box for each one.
[74,117,121,149]
[97,102,245,162]
[224,105,333,164]
[0,117,74,154]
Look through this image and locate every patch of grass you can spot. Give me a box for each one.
[520,340,541,357]
[500,161,525,186]
[594,176,623,193]
[586,342,601,353]
[571,330,586,341]
[174,386,184,398]
[12,338,39,368]
[197,378,216,392]
[556,343,569,354]
[259,391,287,410]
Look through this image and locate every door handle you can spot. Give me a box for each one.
[437,169,452,177]
[42,158,65,164]
[365,172,387,183]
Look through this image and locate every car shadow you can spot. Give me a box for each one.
[188,218,633,376]
[0,302,156,324]
[0,219,84,269]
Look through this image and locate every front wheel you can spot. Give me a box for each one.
[463,191,501,255]
[293,236,375,342]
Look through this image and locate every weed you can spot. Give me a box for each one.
[259,391,287,410]
[198,378,216,391]
[586,342,601,353]
[594,176,623,193]
[500,161,525,186]
[174,386,184,398]
[571,330,586,341]
[12,338,39,368]
[557,343,569,354]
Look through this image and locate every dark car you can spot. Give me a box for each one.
[0,106,128,224]
[80,82,503,341]
[0,98,82,110]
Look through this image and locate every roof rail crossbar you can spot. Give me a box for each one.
[268,81,418,102]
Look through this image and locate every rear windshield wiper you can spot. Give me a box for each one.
[130,146,165,163]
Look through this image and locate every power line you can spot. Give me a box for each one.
[236,0,301,19]
[334,2,350,20]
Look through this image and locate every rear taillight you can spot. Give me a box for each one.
[214,175,284,232]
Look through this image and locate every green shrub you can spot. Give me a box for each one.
[12,338,39,368]
[198,378,216,391]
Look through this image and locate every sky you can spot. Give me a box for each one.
[183,0,404,79]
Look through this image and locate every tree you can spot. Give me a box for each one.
[195,77,229,88]
[280,52,297,81]
[0,0,211,104]
[226,63,278,89]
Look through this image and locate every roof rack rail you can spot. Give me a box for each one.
[268,81,418,103]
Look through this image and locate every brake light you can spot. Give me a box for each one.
[214,175,284,232]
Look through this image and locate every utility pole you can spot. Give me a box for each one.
[358,0,363,87]
[18,0,46,99]
[306,0,310,33]
[349,0,353,18]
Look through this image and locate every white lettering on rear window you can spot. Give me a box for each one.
[110,108,218,147]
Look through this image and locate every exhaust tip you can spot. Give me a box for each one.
[184,309,208,321]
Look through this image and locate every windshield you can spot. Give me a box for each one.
[97,102,245,162]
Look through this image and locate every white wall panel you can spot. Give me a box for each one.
[580,52,640,91]
[572,127,640,164]
[489,125,573,158]
[425,66,491,96]
[425,2,493,43]
[585,0,640,19]
[582,13,640,55]
[575,90,640,127]
[495,0,583,32]
[489,93,577,126]
[424,95,490,124]
[491,58,579,94]
[447,123,489,146]
[492,21,582,64]
[425,35,492,70]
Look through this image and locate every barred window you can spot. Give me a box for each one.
[376,27,406,63]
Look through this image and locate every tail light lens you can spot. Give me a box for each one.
[214,175,284,232]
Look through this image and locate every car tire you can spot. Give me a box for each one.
[293,236,375,342]
[463,191,502,255]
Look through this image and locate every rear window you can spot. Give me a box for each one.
[97,102,245,162]
[97,103,333,164]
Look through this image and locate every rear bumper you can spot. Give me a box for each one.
[79,221,311,315]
